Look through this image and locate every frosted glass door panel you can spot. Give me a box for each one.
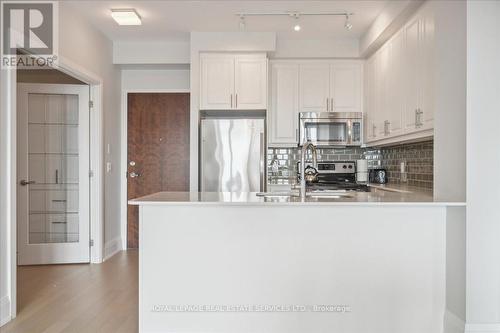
[27,93,80,244]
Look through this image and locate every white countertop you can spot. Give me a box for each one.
[129,187,465,206]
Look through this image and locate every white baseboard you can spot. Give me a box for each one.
[103,237,123,261]
[445,310,465,333]
[465,323,500,333]
[0,296,11,327]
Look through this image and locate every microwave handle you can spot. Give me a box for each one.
[347,120,353,144]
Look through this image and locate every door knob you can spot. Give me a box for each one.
[129,172,141,178]
[20,180,35,186]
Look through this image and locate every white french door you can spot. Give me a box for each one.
[17,83,90,265]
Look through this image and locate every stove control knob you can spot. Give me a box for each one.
[343,165,347,169]
[348,165,353,169]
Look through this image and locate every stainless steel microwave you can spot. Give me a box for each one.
[299,112,363,146]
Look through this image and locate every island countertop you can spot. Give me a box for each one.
[129,188,465,206]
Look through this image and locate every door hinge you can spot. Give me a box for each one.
[89,170,94,178]
[90,239,94,247]
[89,100,94,108]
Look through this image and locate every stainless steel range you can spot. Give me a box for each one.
[297,161,370,192]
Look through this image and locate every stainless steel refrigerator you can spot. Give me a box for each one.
[200,115,266,192]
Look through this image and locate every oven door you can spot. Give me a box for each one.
[300,118,357,146]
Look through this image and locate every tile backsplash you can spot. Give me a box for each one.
[268,140,433,189]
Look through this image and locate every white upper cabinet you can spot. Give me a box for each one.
[299,64,330,112]
[364,57,377,141]
[299,62,363,113]
[403,17,421,132]
[419,10,435,131]
[200,55,235,110]
[404,10,435,133]
[269,60,363,147]
[268,63,299,146]
[331,62,362,113]
[235,56,268,110]
[365,4,434,145]
[386,30,404,137]
[200,53,267,110]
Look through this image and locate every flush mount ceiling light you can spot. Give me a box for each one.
[236,11,354,31]
[111,9,142,26]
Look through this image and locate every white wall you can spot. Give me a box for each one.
[58,3,122,253]
[466,1,500,331]
[0,68,16,326]
[446,207,466,329]
[121,68,190,91]
[272,38,359,58]
[114,41,190,65]
[433,0,466,203]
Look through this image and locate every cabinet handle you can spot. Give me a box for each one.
[331,98,334,112]
[236,94,238,109]
[230,94,233,108]
[415,108,423,128]
[327,98,329,112]
[384,120,391,136]
[372,124,376,137]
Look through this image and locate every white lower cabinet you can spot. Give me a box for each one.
[365,3,434,145]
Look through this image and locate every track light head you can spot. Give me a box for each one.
[344,14,353,30]
[292,13,301,32]
[239,15,246,30]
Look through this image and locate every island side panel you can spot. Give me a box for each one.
[139,205,446,333]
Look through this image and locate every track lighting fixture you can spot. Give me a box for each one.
[235,11,354,31]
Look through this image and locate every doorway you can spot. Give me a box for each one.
[17,83,91,265]
[126,93,190,248]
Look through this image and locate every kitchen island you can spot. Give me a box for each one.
[130,191,464,333]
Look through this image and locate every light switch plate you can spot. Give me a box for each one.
[106,162,112,173]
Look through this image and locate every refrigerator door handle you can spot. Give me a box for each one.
[259,132,265,192]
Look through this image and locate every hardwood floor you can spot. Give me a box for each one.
[2,250,138,333]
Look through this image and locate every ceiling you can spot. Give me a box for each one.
[66,1,389,42]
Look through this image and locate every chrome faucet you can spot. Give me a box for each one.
[300,140,317,198]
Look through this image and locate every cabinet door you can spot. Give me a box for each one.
[299,64,330,112]
[234,56,267,110]
[375,46,389,138]
[364,57,377,142]
[403,17,421,132]
[419,12,435,130]
[330,62,362,113]
[268,63,299,146]
[386,31,404,137]
[200,55,235,110]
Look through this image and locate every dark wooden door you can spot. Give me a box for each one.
[127,93,190,248]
